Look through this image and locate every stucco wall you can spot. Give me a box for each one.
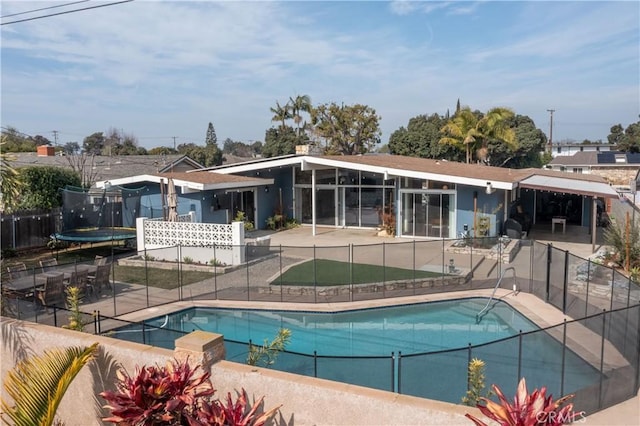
[1,318,476,426]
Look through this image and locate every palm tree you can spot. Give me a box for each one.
[1,343,99,426]
[289,94,312,137]
[0,139,23,212]
[439,107,516,164]
[439,108,481,164]
[270,101,292,130]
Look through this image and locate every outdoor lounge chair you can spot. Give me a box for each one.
[36,273,66,310]
[87,263,111,295]
[39,257,58,273]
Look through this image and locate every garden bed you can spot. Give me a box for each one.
[445,237,521,263]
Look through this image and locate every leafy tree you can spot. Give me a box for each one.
[62,141,81,155]
[205,122,218,147]
[262,126,308,158]
[1,127,36,152]
[222,138,262,157]
[17,166,81,209]
[388,113,461,160]
[32,135,52,146]
[82,132,105,155]
[440,107,516,163]
[0,139,24,212]
[270,101,292,130]
[488,114,546,168]
[614,120,640,153]
[148,146,178,155]
[289,94,312,136]
[1,343,98,426]
[608,124,625,146]
[177,142,222,167]
[311,103,381,155]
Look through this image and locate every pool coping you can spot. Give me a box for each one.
[114,288,629,373]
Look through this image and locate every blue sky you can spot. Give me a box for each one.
[1,1,639,150]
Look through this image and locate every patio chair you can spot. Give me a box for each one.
[39,257,58,273]
[88,263,112,295]
[6,262,27,279]
[68,269,90,300]
[36,273,66,310]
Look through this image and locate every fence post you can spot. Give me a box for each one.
[546,244,552,302]
[391,352,396,393]
[313,245,317,304]
[349,243,353,302]
[467,343,472,393]
[213,244,217,299]
[279,244,283,303]
[313,351,317,378]
[561,320,567,396]
[382,242,386,297]
[635,305,640,393]
[562,250,569,314]
[144,248,149,306]
[598,309,606,409]
[245,244,250,301]
[517,331,522,385]
[412,240,416,293]
[585,261,591,317]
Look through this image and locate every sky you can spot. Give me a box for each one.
[1,0,639,151]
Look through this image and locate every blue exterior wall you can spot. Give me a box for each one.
[455,185,505,237]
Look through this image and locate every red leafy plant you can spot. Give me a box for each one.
[100,358,281,426]
[466,378,581,426]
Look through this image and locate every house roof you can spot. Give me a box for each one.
[99,171,273,194]
[12,153,204,183]
[548,151,640,166]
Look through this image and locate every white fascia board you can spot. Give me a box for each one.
[95,174,160,188]
[213,157,305,174]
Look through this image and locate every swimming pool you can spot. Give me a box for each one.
[114,297,601,404]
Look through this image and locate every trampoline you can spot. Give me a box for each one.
[51,185,145,244]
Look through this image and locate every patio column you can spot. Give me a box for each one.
[312,169,317,236]
[591,197,597,253]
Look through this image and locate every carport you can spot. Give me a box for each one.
[517,174,619,252]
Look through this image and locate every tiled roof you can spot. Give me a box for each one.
[11,153,203,183]
[319,154,608,184]
[549,151,640,166]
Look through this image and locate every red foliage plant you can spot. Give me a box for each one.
[466,378,581,426]
[100,358,281,426]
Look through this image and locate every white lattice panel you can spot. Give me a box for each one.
[144,220,233,248]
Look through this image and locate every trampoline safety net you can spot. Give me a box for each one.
[53,185,145,242]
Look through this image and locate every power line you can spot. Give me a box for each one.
[1,0,134,26]
[1,1,90,19]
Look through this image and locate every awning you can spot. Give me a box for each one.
[518,175,619,198]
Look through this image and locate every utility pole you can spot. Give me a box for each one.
[172,136,177,151]
[52,130,59,146]
[546,109,555,154]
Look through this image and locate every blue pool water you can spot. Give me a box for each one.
[117,297,601,403]
[171,298,535,356]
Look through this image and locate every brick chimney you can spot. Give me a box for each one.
[37,145,55,157]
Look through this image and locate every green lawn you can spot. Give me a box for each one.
[274,259,441,286]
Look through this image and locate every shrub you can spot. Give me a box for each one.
[603,215,640,270]
[183,256,194,264]
[209,258,225,267]
[100,358,281,426]
[247,328,291,368]
[63,286,86,332]
[466,377,580,426]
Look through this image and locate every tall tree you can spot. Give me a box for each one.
[488,114,546,168]
[388,113,459,160]
[1,127,36,152]
[62,142,80,155]
[608,124,625,145]
[176,143,222,167]
[262,126,306,158]
[289,94,312,137]
[65,153,99,188]
[439,107,516,164]
[311,103,381,155]
[613,121,640,153]
[82,132,105,155]
[205,122,218,147]
[270,101,291,130]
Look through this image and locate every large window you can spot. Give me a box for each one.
[400,191,454,238]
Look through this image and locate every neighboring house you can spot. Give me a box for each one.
[101,153,618,239]
[550,142,616,158]
[12,152,204,187]
[546,151,640,188]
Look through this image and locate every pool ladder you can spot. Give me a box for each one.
[476,266,517,324]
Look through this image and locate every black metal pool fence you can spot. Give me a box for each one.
[4,238,640,414]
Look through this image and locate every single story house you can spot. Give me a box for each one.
[546,151,640,189]
[100,153,618,241]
